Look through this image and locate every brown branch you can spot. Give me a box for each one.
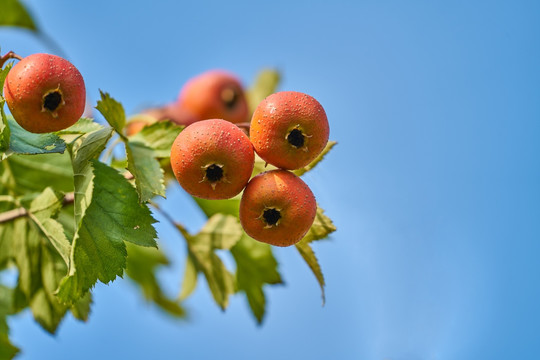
[0,51,23,68]
[0,172,133,225]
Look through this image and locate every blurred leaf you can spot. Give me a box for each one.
[0,0,38,31]
[247,69,281,113]
[180,214,242,309]
[178,255,197,301]
[293,141,337,176]
[129,121,183,158]
[58,160,158,304]
[0,286,18,360]
[126,141,165,202]
[193,193,241,218]
[295,206,336,305]
[231,235,282,323]
[0,64,12,153]
[95,91,125,135]
[1,152,74,195]
[126,243,185,317]
[3,118,65,160]
[70,291,92,321]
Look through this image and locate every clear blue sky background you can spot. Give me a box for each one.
[1,0,540,359]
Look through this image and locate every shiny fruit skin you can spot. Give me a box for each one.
[177,70,249,124]
[239,170,316,247]
[3,53,86,133]
[170,119,254,200]
[250,91,329,170]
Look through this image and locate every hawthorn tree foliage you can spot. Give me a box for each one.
[0,1,336,358]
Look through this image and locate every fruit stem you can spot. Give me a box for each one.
[0,51,23,68]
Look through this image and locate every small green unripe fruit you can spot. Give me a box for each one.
[3,53,86,133]
[170,119,255,200]
[250,91,329,170]
[239,169,317,247]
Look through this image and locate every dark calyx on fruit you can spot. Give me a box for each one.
[287,128,305,148]
[263,208,281,226]
[43,90,63,112]
[205,164,224,182]
[221,87,238,110]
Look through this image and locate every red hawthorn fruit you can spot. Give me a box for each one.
[3,53,86,133]
[250,91,329,170]
[170,119,254,200]
[176,70,249,124]
[239,169,317,247]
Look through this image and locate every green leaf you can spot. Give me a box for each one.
[295,206,336,305]
[0,64,12,153]
[126,243,185,317]
[57,118,103,135]
[247,69,281,114]
[26,188,71,265]
[126,141,166,202]
[178,255,197,301]
[3,118,65,160]
[0,285,19,360]
[293,141,337,176]
[129,121,183,158]
[70,292,92,321]
[181,214,242,309]
[0,0,38,31]
[231,235,282,323]
[58,160,158,304]
[1,152,74,195]
[95,91,125,135]
[193,193,241,218]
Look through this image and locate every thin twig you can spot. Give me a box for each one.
[0,173,132,225]
[0,51,23,68]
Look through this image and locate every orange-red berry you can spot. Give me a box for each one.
[3,53,86,133]
[176,70,249,124]
[250,91,329,170]
[239,170,317,247]
[170,119,254,200]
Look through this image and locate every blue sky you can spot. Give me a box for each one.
[1,0,540,359]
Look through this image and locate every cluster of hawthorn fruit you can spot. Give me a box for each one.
[3,53,330,247]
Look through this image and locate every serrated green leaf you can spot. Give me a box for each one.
[293,141,336,176]
[231,235,282,323]
[58,160,158,304]
[129,121,183,158]
[294,206,336,305]
[126,243,185,317]
[302,206,336,243]
[126,141,166,202]
[2,118,66,160]
[0,0,38,31]
[178,255,197,301]
[57,118,103,135]
[95,91,126,135]
[181,214,242,309]
[0,64,12,153]
[252,153,277,176]
[247,69,281,114]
